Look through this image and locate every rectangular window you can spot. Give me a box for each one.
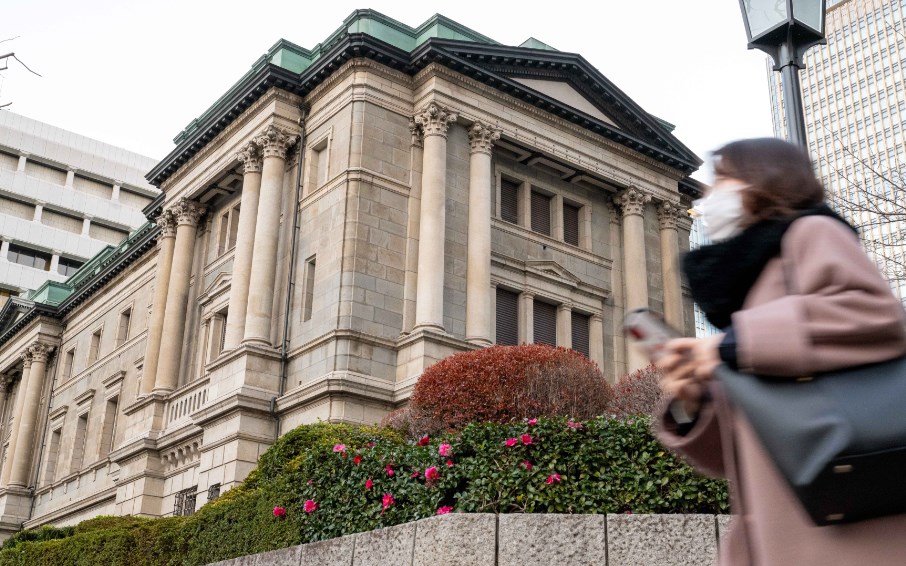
[57,257,83,277]
[500,179,519,224]
[302,256,316,322]
[571,312,591,358]
[495,288,519,346]
[563,202,580,246]
[70,413,89,474]
[62,348,75,379]
[530,191,552,236]
[7,244,51,271]
[307,137,330,193]
[98,397,118,459]
[174,486,198,517]
[116,309,131,347]
[533,300,557,347]
[217,204,240,256]
[44,428,62,485]
[88,329,102,364]
[206,311,227,362]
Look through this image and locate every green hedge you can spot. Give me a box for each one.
[0,418,727,565]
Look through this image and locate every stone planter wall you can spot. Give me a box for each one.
[207,513,732,566]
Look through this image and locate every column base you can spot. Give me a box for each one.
[0,485,34,540]
[465,337,492,347]
[411,322,446,335]
[240,337,275,349]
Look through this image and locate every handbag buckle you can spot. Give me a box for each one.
[825,513,845,522]
[796,376,815,382]
[833,464,854,474]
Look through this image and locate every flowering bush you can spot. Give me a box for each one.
[408,345,611,434]
[609,364,665,418]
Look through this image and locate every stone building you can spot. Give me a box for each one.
[0,10,700,536]
[0,111,159,303]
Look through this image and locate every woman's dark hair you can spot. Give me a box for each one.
[711,138,824,223]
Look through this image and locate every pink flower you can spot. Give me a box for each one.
[417,435,430,446]
[411,469,421,478]
[522,460,533,470]
[425,466,440,482]
[303,500,318,513]
[520,434,533,445]
[439,443,452,457]
[365,478,373,490]
[382,493,394,512]
[307,479,314,486]
[446,459,454,468]
[333,444,346,453]
[353,454,363,465]
[567,421,585,430]
[627,420,635,426]
[505,438,518,447]
[436,506,454,515]
[273,506,286,518]
[546,473,562,485]
[527,418,538,425]
[366,442,375,448]
[386,465,395,477]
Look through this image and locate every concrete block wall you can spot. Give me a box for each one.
[206,513,729,566]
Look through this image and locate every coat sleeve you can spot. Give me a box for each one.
[655,390,726,478]
[733,216,906,376]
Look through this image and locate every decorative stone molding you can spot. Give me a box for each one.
[156,209,178,238]
[73,389,96,407]
[169,198,207,227]
[413,103,458,139]
[591,313,605,323]
[236,141,262,174]
[253,125,298,160]
[657,201,683,231]
[163,439,202,472]
[408,119,424,149]
[468,122,501,155]
[613,188,651,218]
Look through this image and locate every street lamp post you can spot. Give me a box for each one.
[737,0,828,148]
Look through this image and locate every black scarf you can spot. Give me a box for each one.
[683,204,856,329]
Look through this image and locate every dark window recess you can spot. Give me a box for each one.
[563,203,580,246]
[208,483,221,502]
[533,301,557,347]
[174,487,198,517]
[500,179,519,224]
[496,288,519,346]
[58,257,83,276]
[7,244,51,271]
[572,312,591,358]
[530,191,552,236]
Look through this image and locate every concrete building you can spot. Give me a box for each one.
[768,0,906,297]
[0,111,159,304]
[0,10,700,537]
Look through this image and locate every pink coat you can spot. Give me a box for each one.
[658,216,906,566]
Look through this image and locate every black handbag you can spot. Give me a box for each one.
[716,357,906,525]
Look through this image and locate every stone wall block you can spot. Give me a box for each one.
[498,514,607,566]
[412,513,496,566]
[352,521,416,566]
[607,513,718,566]
[300,534,358,566]
[716,514,733,547]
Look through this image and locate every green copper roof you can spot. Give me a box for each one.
[172,10,498,145]
[519,37,558,51]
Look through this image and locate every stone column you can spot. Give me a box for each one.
[223,142,263,349]
[589,314,606,371]
[140,211,177,396]
[658,201,685,330]
[556,303,572,349]
[413,103,457,332]
[16,155,27,172]
[465,122,500,346]
[49,252,59,274]
[615,188,651,372]
[0,355,30,486]
[401,122,424,334]
[9,343,53,487]
[32,202,44,223]
[0,240,8,259]
[81,216,92,237]
[243,125,296,347]
[518,291,534,344]
[154,199,206,393]
[65,170,75,188]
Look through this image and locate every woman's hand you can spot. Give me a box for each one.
[655,334,724,416]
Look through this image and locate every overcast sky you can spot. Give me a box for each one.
[2,0,777,181]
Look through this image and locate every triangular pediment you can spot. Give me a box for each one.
[200,271,232,303]
[509,77,620,128]
[525,260,581,285]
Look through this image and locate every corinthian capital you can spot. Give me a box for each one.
[413,103,458,138]
[169,198,207,227]
[467,122,501,155]
[254,125,298,160]
[657,201,683,231]
[156,209,177,239]
[27,342,54,364]
[236,141,263,174]
[613,188,651,218]
[408,119,424,149]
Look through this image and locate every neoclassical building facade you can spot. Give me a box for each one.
[0,10,700,536]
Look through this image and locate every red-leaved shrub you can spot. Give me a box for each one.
[609,364,664,418]
[408,344,611,434]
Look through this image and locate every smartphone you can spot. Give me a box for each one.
[623,308,682,361]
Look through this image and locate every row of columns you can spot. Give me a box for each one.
[140,125,298,396]
[0,342,54,489]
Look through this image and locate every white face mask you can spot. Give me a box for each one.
[692,181,748,242]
